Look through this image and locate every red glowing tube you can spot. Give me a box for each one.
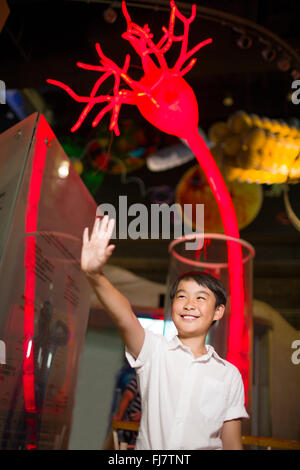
[47,0,248,400]
[23,118,50,448]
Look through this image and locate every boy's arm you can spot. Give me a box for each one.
[81,215,145,359]
[86,272,145,358]
[221,419,243,450]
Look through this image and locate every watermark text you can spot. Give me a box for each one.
[96,196,204,250]
[0,80,6,104]
[291,80,300,105]
[0,340,6,365]
[291,339,300,365]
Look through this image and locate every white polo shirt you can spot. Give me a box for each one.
[125,329,249,450]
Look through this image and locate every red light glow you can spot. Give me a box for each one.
[24,116,52,447]
[47,1,249,402]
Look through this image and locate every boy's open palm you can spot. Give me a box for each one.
[81,214,145,360]
[81,215,115,275]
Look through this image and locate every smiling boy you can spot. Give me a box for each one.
[81,215,249,450]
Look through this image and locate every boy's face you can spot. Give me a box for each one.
[171,278,225,338]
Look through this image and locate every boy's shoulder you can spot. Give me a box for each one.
[144,331,243,378]
[215,355,244,381]
[204,345,244,381]
[219,357,241,372]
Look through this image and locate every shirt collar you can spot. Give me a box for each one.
[167,335,227,365]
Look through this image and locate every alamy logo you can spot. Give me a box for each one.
[0,80,6,104]
[0,340,6,365]
[96,196,204,250]
[291,80,300,105]
[291,339,300,365]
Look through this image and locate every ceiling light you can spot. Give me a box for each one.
[261,47,276,62]
[236,34,252,50]
[58,161,70,179]
[103,6,117,24]
[223,94,234,107]
[291,69,300,80]
[277,57,291,72]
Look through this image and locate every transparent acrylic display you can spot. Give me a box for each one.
[0,113,97,449]
[164,233,255,413]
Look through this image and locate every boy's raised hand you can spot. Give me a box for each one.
[81,215,115,276]
[81,214,145,360]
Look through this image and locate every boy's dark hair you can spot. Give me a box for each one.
[169,271,227,325]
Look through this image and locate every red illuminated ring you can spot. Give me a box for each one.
[168,233,255,269]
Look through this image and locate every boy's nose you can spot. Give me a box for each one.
[184,301,196,310]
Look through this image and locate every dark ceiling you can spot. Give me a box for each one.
[1,0,300,229]
[1,1,300,195]
[1,1,300,204]
[1,0,300,134]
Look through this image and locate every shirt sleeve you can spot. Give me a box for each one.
[125,329,160,372]
[224,366,250,421]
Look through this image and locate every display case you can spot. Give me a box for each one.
[164,233,255,413]
[0,113,96,449]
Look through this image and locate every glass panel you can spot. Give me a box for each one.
[164,233,255,413]
[0,113,97,449]
[0,113,38,261]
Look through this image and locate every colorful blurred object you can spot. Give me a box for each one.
[61,137,84,175]
[61,119,155,195]
[176,164,263,233]
[81,169,105,196]
[209,111,300,184]
[71,159,84,175]
[83,120,148,175]
[61,136,105,194]
[146,143,194,172]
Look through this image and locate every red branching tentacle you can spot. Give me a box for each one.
[178,58,197,77]
[46,79,107,103]
[170,1,195,59]
[169,2,213,74]
[77,48,134,132]
[175,37,213,73]
[155,27,171,52]
[91,90,137,133]
[76,63,107,72]
[110,102,121,135]
[156,3,176,53]
[95,42,143,93]
[92,102,114,128]
[71,71,112,132]
[121,0,132,25]
[122,0,168,72]
[122,54,131,75]
[95,42,123,73]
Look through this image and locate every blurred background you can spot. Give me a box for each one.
[0,0,300,450]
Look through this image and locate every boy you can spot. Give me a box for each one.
[81,215,249,450]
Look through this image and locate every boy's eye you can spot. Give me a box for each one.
[176,295,205,300]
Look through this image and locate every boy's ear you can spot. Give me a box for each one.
[213,304,225,322]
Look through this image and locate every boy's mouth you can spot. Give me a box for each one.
[180,314,199,321]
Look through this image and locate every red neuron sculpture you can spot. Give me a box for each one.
[47,1,249,401]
